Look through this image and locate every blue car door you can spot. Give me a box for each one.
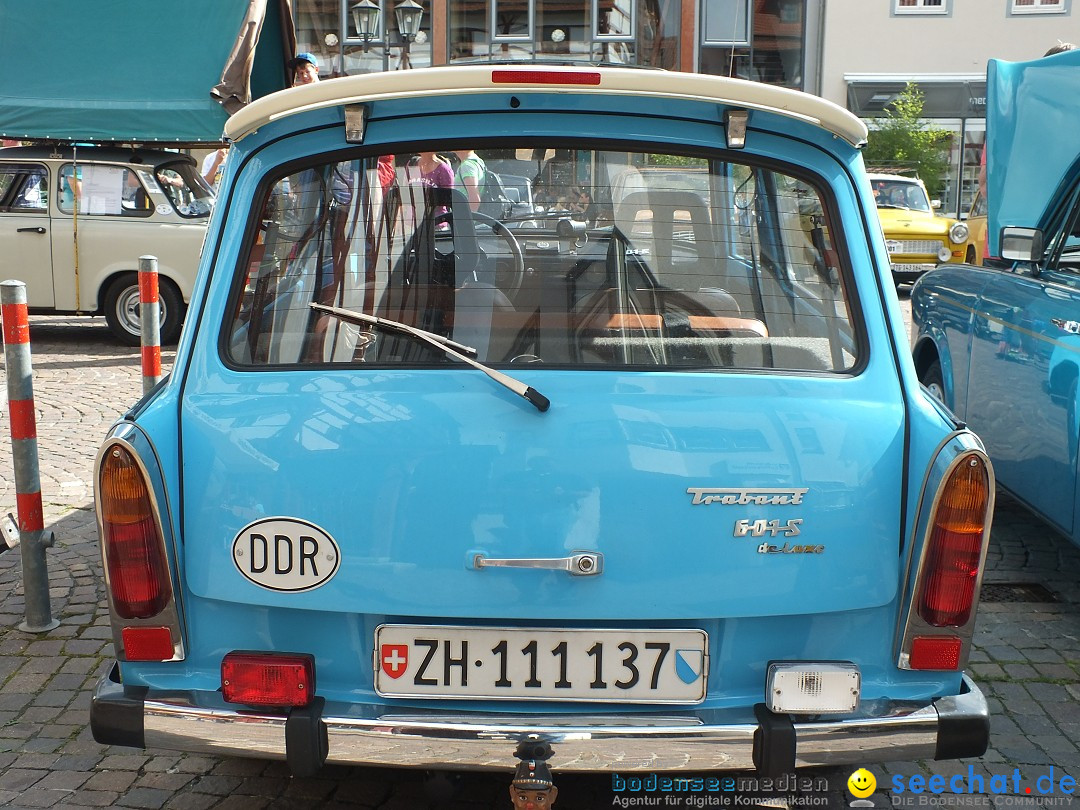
[965,267,1080,536]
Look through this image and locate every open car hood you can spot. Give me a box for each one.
[987,48,1080,255]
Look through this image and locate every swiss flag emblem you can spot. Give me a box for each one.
[381,644,409,679]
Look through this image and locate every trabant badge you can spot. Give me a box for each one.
[232,517,340,592]
[687,487,807,506]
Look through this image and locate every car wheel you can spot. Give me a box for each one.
[966,246,976,264]
[920,359,946,403]
[104,274,186,346]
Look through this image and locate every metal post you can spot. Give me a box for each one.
[0,280,59,633]
[139,256,162,395]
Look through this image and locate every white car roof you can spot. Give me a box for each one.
[225,65,868,147]
[866,172,923,185]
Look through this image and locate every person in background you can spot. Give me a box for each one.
[454,149,485,211]
[202,147,228,191]
[291,52,319,86]
[408,152,454,191]
[1045,41,1075,56]
[377,155,397,196]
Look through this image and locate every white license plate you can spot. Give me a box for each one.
[374,625,708,703]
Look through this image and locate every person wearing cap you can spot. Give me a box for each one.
[292,52,319,86]
[509,758,558,808]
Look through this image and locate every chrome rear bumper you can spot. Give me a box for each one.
[92,664,988,774]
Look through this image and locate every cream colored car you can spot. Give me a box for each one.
[0,145,212,344]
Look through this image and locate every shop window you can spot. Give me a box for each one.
[1011,0,1066,13]
[700,0,804,89]
[595,0,634,39]
[894,0,948,14]
[448,0,677,68]
[493,0,532,40]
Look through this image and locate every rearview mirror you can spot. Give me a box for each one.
[1000,227,1044,262]
[931,200,941,210]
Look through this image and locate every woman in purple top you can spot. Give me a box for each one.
[409,152,454,190]
[406,152,454,227]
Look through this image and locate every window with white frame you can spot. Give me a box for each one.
[894,0,947,13]
[1011,0,1065,13]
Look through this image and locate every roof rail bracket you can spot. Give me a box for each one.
[344,104,367,144]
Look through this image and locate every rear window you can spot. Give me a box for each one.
[226,145,859,372]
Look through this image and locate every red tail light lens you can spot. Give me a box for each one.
[99,446,172,619]
[122,626,175,661]
[918,454,990,627]
[222,652,315,707]
[910,636,962,670]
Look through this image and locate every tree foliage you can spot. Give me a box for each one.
[862,83,951,199]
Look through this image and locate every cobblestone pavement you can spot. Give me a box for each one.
[0,305,1078,809]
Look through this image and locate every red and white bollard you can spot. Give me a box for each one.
[139,255,162,395]
[1,279,59,633]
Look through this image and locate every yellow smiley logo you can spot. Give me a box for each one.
[848,768,876,798]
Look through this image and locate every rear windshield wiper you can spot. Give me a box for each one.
[311,303,550,413]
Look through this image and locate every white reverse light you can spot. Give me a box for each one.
[766,662,860,714]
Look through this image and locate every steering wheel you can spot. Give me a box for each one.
[434,210,526,300]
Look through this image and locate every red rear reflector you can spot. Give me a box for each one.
[99,446,172,619]
[492,69,601,86]
[910,636,962,670]
[122,626,174,661]
[221,652,315,707]
[919,454,989,627]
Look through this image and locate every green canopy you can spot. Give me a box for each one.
[0,0,295,145]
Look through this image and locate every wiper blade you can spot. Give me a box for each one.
[313,303,477,355]
[311,303,550,413]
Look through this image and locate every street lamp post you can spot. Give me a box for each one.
[394,0,423,69]
[351,0,381,52]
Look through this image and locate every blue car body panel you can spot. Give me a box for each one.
[914,51,1080,544]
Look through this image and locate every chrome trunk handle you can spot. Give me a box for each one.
[471,551,603,576]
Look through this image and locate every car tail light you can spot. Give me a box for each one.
[918,454,990,628]
[492,69,601,86]
[122,626,174,661]
[222,652,315,707]
[99,446,172,619]
[909,636,962,670]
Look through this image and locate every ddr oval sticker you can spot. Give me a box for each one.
[232,517,340,592]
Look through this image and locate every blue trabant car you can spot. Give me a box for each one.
[90,66,993,782]
[912,48,1080,546]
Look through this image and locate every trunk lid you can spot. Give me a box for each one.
[180,370,903,620]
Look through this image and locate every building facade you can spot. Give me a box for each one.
[292,0,822,87]
[821,0,1076,217]
[291,0,1077,217]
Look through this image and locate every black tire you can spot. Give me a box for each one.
[103,273,186,346]
[966,245,977,264]
[920,358,946,403]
